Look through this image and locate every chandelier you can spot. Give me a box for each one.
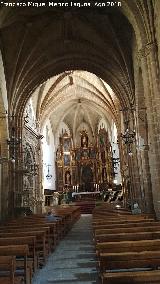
[112,157,120,172]
[119,104,136,155]
[46,164,52,180]
[121,128,136,144]
[121,128,136,154]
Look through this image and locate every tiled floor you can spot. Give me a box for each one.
[32,214,100,284]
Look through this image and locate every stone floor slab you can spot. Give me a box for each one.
[32,215,100,284]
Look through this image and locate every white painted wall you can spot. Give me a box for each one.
[55,122,70,150]
[0,51,8,114]
[0,50,9,219]
[111,121,122,185]
[42,120,56,191]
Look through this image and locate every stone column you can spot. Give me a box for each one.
[130,145,144,210]
[138,42,160,218]
[134,105,154,213]
[0,119,10,220]
[140,145,154,213]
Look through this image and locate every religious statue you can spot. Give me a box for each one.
[81,135,88,148]
[63,138,71,151]
[65,171,71,185]
[64,154,70,166]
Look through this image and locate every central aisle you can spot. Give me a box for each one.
[32,214,100,284]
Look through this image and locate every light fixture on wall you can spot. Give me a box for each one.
[121,128,136,145]
[121,129,136,154]
[112,157,120,165]
[121,120,136,154]
[119,104,136,153]
[112,157,120,174]
[46,164,52,180]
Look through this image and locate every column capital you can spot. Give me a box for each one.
[137,42,157,60]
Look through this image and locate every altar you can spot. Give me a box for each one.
[56,127,114,193]
[72,191,101,201]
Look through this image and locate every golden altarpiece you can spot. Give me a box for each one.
[56,127,114,192]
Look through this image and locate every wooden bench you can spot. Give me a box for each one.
[9,216,64,244]
[0,245,30,284]
[0,256,16,284]
[93,220,159,231]
[0,230,47,264]
[93,217,155,224]
[99,250,160,270]
[102,269,160,284]
[93,207,159,283]
[99,251,160,283]
[96,239,160,254]
[7,218,59,247]
[94,225,160,237]
[95,230,160,243]
[0,236,37,272]
[0,224,53,253]
[0,206,80,283]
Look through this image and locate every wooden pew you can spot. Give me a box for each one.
[0,245,30,284]
[0,236,37,272]
[44,205,81,228]
[0,231,47,264]
[93,206,159,283]
[92,209,154,217]
[93,221,159,231]
[6,218,58,248]
[99,251,160,284]
[99,250,160,270]
[94,225,160,237]
[92,207,154,217]
[92,217,155,225]
[29,212,70,237]
[0,206,80,283]
[0,256,15,284]
[95,230,160,243]
[0,224,52,253]
[96,239,160,254]
[102,270,160,284]
[26,218,62,245]
[9,216,64,244]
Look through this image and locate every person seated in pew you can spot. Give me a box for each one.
[131,202,142,215]
[46,210,62,222]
